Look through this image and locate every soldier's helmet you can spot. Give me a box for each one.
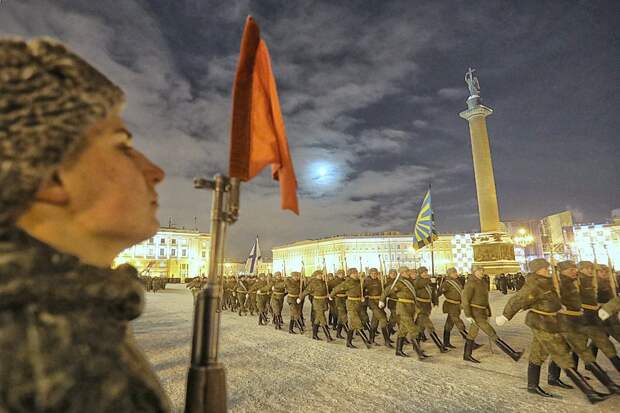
[577,261,594,271]
[417,266,429,275]
[0,38,125,225]
[446,267,458,276]
[557,260,577,272]
[368,267,379,275]
[347,267,358,276]
[397,266,409,273]
[471,264,484,273]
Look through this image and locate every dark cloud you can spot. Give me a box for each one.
[1,0,618,259]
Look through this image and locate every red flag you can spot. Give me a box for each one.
[229,16,299,215]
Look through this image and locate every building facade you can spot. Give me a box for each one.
[113,227,211,281]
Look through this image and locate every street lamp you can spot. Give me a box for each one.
[513,228,534,271]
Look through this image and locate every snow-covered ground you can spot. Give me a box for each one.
[132,284,620,413]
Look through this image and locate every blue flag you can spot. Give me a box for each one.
[245,235,262,274]
[413,187,438,249]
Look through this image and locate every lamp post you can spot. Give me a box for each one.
[513,228,534,271]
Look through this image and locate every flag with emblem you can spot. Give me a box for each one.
[413,186,438,249]
[245,235,262,274]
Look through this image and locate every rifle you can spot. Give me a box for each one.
[186,175,240,413]
[359,256,365,299]
[378,254,385,291]
[604,245,618,297]
[283,260,287,277]
[322,257,331,296]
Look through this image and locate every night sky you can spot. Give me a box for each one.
[1,0,618,259]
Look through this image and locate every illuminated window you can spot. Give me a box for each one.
[148,238,154,244]
[171,249,176,257]
[159,248,165,256]
[172,239,176,245]
[202,251,206,258]
[182,249,187,257]
[160,238,165,245]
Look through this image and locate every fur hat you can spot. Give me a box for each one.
[0,37,124,225]
[578,261,594,271]
[528,258,549,273]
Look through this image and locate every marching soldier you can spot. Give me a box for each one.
[386,269,399,336]
[236,275,249,316]
[329,268,372,349]
[497,259,607,404]
[246,275,258,316]
[379,268,427,359]
[270,272,287,330]
[332,269,349,339]
[327,271,342,331]
[248,274,270,325]
[364,268,393,348]
[575,261,620,371]
[600,295,620,321]
[462,264,522,363]
[298,270,334,341]
[414,267,448,353]
[546,261,620,396]
[285,271,304,334]
[441,267,480,349]
[595,264,620,343]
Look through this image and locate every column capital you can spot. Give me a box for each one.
[459,104,493,121]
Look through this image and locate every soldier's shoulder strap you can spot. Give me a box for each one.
[400,278,417,299]
[446,279,463,297]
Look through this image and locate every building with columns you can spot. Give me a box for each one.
[113,227,211,281]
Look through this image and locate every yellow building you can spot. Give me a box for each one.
[223,259,273,275]
[272,232,455,276]
[113,227,211,281]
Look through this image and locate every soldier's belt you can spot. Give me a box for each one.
[581,304,599,311]
[272,292,285,296]
[560,309,582,316]
[444,298,461,305]
[530,309,558,316]
[257,292,270,295]
[313,295,328,299]
[416,297,432,303]
[398,298,415,304]
[336,294,347,298]
[367,295,381,300]
[470,304,488,310]
[347,297,362,301]
[288,294,299,298]
[236,290,247,293]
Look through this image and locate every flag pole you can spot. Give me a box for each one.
[185,175,239,413]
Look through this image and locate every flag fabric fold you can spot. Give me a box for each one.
[229,16,299,214]
[245,235,262,274]
[413,186,438,249]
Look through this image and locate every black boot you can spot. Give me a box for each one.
[564,368,610,404]
[572,352,579,370]
[463,339,480,363]
[288,320,297,334]
[495,337,523,362]
[418,332,428,342]
[346,329,356,348]
[444,329,457,349]
[412,338,430,360]
[258,313,264,325]
[430,331,449,353]
[548,361,573,389]
[312,324,322,340]
[395,337,409,357]
[296,320,305,334]
[369,327,381,346]
[460,330,483,350]
[586,362,620,394]
[527,363,555,397]
[357,329,373,349]
[381,327,394,348]
[610,355,620,374]
[336,324,345,339]
[322,325,334,342]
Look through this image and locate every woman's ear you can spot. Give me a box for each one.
[34,171,70,205]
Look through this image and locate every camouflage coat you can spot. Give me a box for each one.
[0,227,170,412]
[503,272,562,333]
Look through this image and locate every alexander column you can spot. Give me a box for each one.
[459,68,519,275]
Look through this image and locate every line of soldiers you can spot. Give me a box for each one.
[217,259,620,405]
[138,275,167,292]
[496,259,620,404]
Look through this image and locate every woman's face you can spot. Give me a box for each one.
[60,112,165,246]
